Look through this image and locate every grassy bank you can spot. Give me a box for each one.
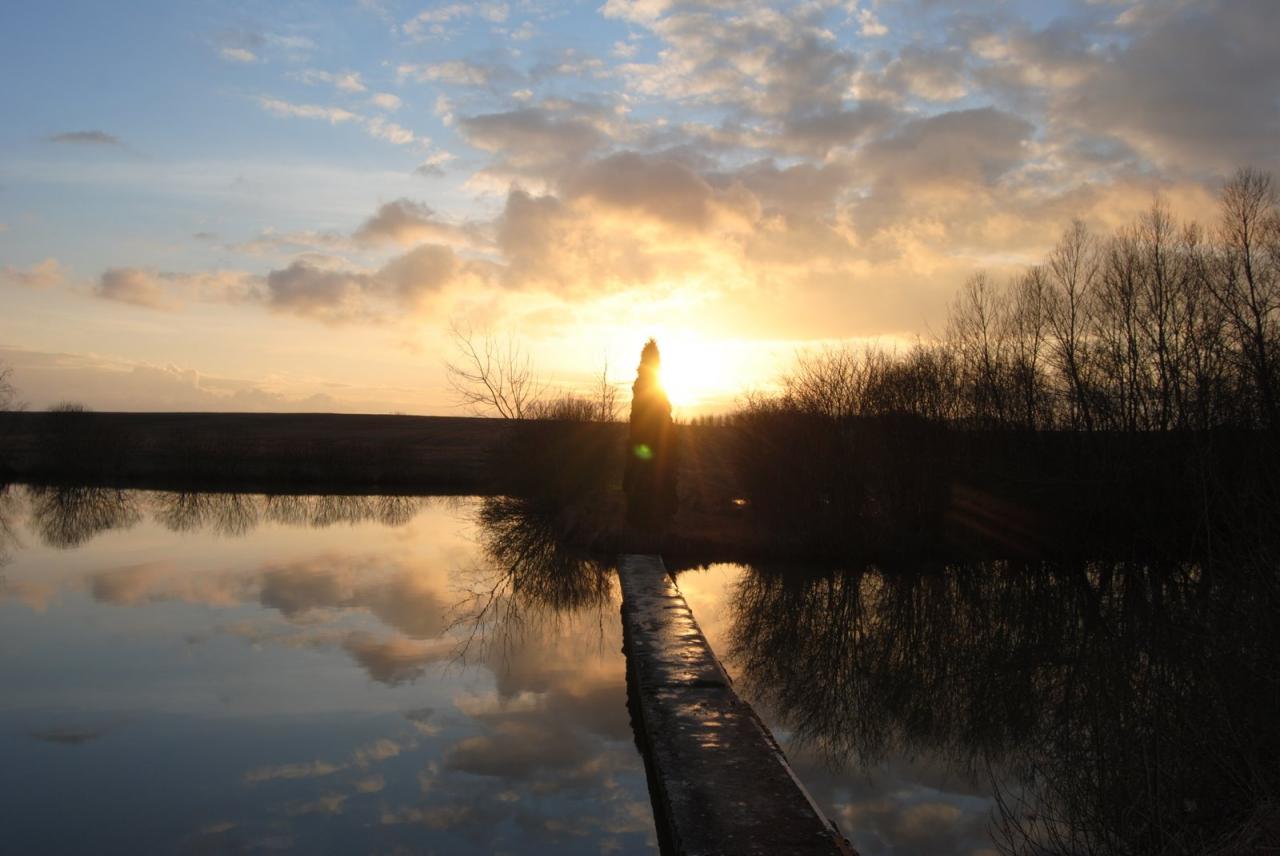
[0,411,514,493]
[2,410,1274,561]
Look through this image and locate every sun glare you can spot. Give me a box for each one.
[654,336,738,410]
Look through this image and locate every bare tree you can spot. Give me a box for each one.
[595,358,620,422]
[0,362,15,412]
[948,272,1009,426]
[1208,168,1280,428]
[0,361,22,463]
[1047,220,1100,430]
[444,321,544,419]
[1005,266,1052,428]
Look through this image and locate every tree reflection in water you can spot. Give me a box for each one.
[16,487,427,547]
[25,484,142,548]
[0,484,19,566]
[716,558,1280,854]
[263,494,423,529]
[152,490,261,536]
[451,497,615,659]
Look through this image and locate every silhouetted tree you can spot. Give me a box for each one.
[1210,168,1280,430]
[623,339,677,528]
[444,321,544,419]
[0,361,15,412]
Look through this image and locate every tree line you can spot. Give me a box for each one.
[749,168,1280,434]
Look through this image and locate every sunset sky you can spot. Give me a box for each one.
[2,0,1276,415]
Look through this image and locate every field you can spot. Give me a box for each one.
[3,410,1273,562]
[0,411,516,493]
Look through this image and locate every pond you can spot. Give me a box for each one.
[3,485,1277,854]
[675,556,1280,855]
[679,564,1001,856]
[0,486,656,855]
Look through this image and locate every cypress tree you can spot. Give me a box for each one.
[623,339,677,527]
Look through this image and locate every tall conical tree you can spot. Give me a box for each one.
[623,339,677,527]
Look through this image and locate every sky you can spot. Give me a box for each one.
[2,0,1277,415]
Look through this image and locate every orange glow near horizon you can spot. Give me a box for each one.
[646,332,747,411]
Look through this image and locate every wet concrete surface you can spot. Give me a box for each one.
[619,554,856,856]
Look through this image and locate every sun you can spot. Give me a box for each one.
[654,336,737,410]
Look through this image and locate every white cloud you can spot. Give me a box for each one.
[414,150,456,177]
[365,116,416,145]
[857,8,887,37]
[398,60,506,87]
[257,97,418,145]
[370,92,402,111]
[258,97,360,124]
[296,69,367,93]
[220,47,258,64]
[402,2,509,39]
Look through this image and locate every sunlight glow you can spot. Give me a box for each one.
[653,334,739,410]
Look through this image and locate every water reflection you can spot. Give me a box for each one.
[700,558,1280,854]
[153,490,261,535]
[452,497,616,658]
[0,486,656,854]
[0,484,18,566]
[26,484,142,548]
[14,485,429,547]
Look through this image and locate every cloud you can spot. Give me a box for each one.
[51,1,1276,354]
[397,60,511,87]
[96,268,178,309]
[562,151,754,230]
[220,46,257,63]
[1,258,64,289]
[250,237,470,321]
[1056,0,1280,172]
[365,116,415,145]
[376,244,463,306]
[295,69,367,93]
[263,260,372,320]
[776,101,898,157]
[244,760,344,784]
[459,108,605,177]
[0,346,387,413]
[45,130,121,146]
[401,2,509,39]
[414,151,456,177]
[870,46,970,103]
[354,198,485,248]
[613,5,859,119]
[95,268,259,310]
[257,96,418,145]
[857,8,887,37]
[258,97,360,124]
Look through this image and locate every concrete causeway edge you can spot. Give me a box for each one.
[618,554,858,856]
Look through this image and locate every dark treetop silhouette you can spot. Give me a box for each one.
[623,339,678,528]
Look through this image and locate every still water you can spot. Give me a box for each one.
[677,557,1280,855]
[680,566,1000,856]
[0,487,656,855]
[3,486,1276,854]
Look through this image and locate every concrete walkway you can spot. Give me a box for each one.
[618,554,856,856]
